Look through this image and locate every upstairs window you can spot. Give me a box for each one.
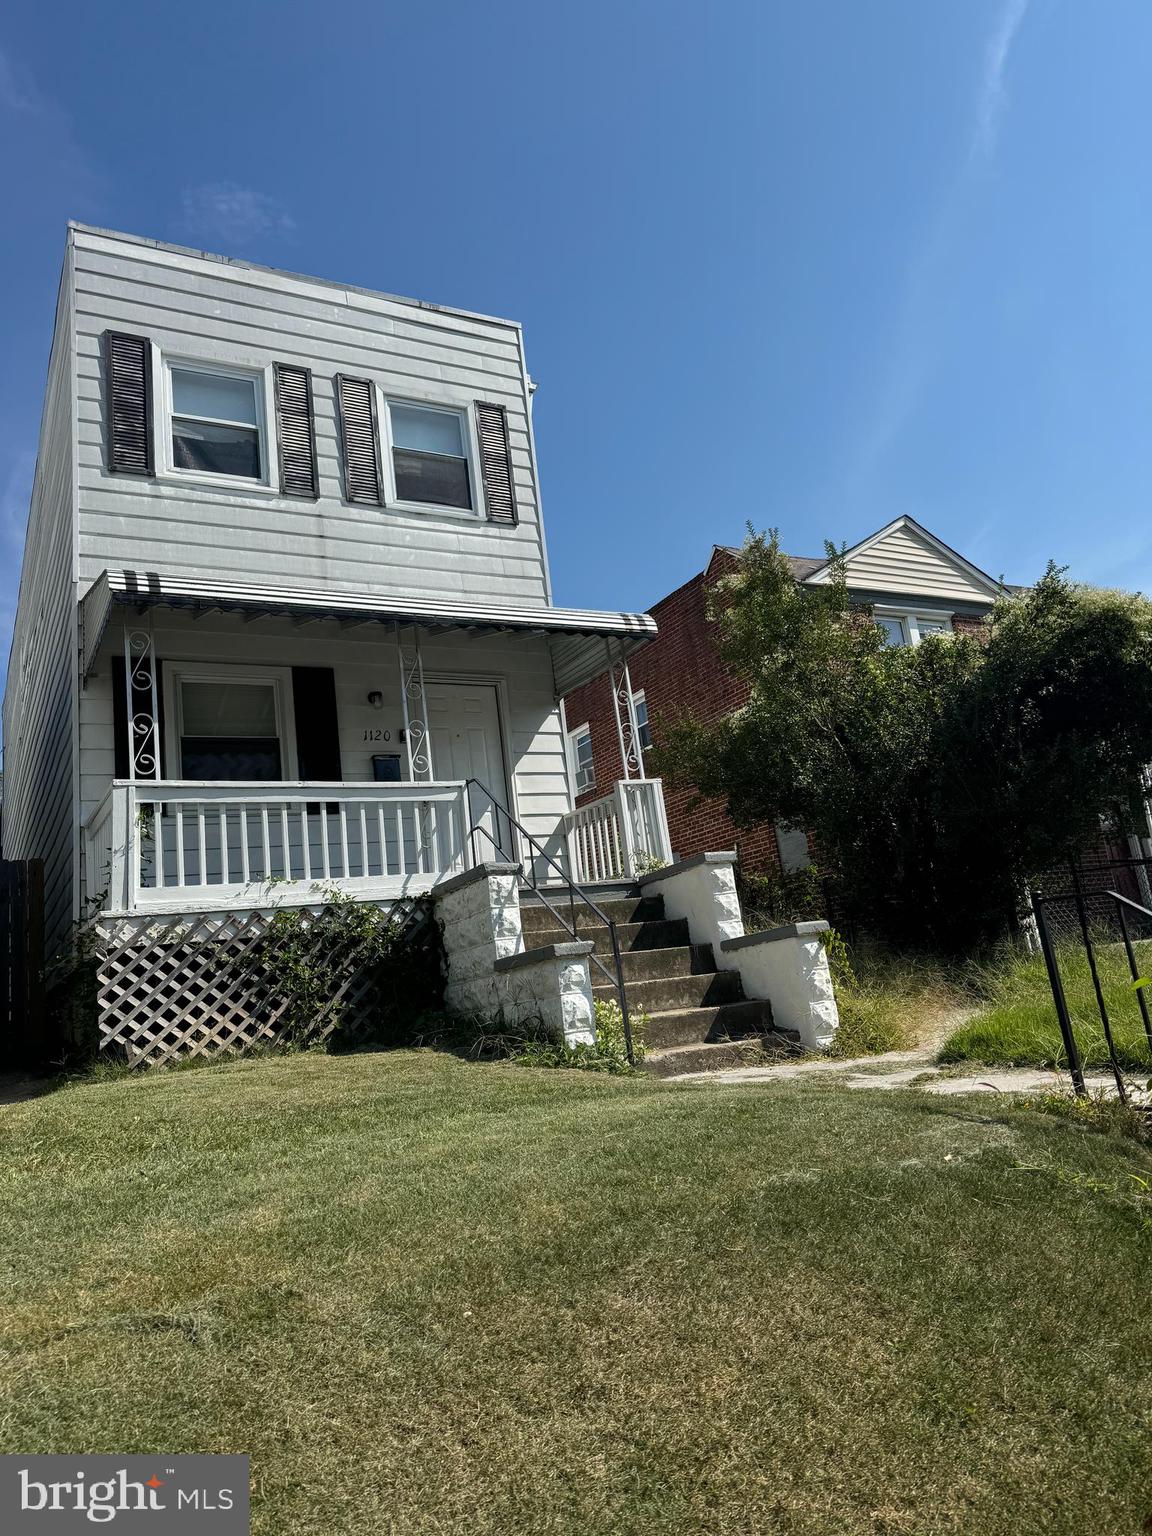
[569,725,595,795]
[633,690,652,752]
[386,400,472,511]
[169,365,264,480]
[876,611,953,647]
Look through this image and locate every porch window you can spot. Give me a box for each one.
[569,725,595,795]
[168,364,264,481]
[386,400,473,511]
[173,672,292,781]
[875,611,953,647]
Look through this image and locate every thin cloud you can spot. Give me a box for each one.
[973,0,1031,158]
[0,45,103,205]
[176,184,296,250]
[842,0,1033,489]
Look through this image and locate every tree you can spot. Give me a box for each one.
[652,531,1152,952]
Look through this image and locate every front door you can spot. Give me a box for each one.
[425,683,513,860]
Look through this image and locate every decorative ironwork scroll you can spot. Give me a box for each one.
[397,624,434,783]
[123,623,160,781]
[607,640,643,781]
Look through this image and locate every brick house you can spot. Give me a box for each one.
[561,516,1004,876]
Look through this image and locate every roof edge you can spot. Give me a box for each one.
[67,222,523,332]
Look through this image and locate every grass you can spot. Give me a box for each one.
[828,942,965,1057]
[3,1052,1152,1532]
[941,940,1152,1074]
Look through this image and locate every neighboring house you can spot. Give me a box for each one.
[562,516,1006,877]
[5,224,712,1061]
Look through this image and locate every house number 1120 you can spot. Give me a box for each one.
[362,728,392,742]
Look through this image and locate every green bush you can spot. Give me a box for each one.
[512,997,648,1074]
[739,863,824,928]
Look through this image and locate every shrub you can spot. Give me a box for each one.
[512,996,648,1074]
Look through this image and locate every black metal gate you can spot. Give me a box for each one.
[0,859,45,1069]
[1031,858,1152,1101]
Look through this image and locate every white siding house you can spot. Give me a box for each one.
[4,226,668,955]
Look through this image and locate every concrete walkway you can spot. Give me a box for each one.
[677,1048,1123,1097]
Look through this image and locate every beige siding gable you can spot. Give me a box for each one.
[808,520,999,605]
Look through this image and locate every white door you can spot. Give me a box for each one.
[425,683,513,860]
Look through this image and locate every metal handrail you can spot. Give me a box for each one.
[463,777,635,1064]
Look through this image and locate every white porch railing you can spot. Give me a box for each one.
[563,778,673,885]
[83,780,471,913]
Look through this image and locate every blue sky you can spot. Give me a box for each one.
[2,0,1151,658]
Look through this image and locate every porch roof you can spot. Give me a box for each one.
[80,570,657,692]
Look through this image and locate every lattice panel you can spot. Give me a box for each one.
[96,904,413,1068]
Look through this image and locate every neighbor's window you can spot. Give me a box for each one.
[569,726,595,795]
[178,678,283,781]
[388,400,472,510]
[170,365,263,480]
[634,690,652,752]
[876,612,952,647]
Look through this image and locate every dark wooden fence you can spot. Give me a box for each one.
[0,859,45,1069]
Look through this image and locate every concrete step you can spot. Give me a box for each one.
[519,895,666,932]
[640,997,776,1051]
[522,917,690,954]
[641,1032,802,1078]
[594,969,745,1016]
[616,944,715,982]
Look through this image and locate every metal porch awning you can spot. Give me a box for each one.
[80,570,657,694]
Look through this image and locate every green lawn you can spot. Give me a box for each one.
[941,942,1152,1073]
[2,1051,1151,1534]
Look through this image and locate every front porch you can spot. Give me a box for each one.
[83,774,673,913]
[78,570,671,917]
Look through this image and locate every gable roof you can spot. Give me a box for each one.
[802,516,1003,602]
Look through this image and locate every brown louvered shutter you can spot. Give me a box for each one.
[475,401,517,525]
[274,363,318,498]
[335,375,383,505]
[103,331,154,476]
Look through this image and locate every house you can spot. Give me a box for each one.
[561,517,1006,877]
[3,225,834,1069]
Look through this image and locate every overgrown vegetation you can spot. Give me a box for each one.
[512,996,647,1073]
[3,1051,1151,1534]
[1016,1087,1152,1146]
[408,995,648,1074]
[826,942,965,1057]
[739,861,967,1057]
[654,532,1152,952]
[942,938,1152,1072]
[252,889,443,1053]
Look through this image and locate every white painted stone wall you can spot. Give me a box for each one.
[639,853,745,969]
[435,864,524,1017]
[722,923,839,1050]
[433,865,596,1045]
[494,946,597,1047]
